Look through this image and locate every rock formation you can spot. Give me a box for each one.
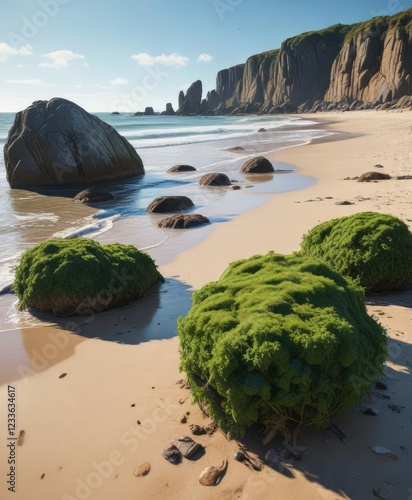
[147,196,194,213]
[177,80,203,115]
[325,15,412,104]
[162,103,176,115]
[74,189,114,204]
[199,173,231,186]
[157,214,210,229]
[173,8,412,114]
[167,165,197,173]
[241,156,274,173]
[4,98,144,189]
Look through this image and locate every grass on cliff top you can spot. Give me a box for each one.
[345,7,412,41]
[178,252,387,437]
[286,23,352,47]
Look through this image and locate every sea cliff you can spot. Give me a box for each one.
[177,8,412,114]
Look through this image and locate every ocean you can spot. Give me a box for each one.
[0,112,333,295]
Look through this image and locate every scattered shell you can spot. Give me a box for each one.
[199,459,227,486]
[370,446,399,460]
[133,462,151,477]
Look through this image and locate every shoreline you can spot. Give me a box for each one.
[1,110,412,499]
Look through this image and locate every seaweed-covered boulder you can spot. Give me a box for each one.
[300,212,412,293]
[74,189,114,204]
[178,252,387,437]
[13,238,164,316]
[157,214,210,229]
[167,165,197,173]
[357,171,391,182]
[147,196,194,213]
[241,156,274,173]
[199,173,231,186]
[4,98,145,188]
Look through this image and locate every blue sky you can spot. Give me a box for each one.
[0,0,409,112]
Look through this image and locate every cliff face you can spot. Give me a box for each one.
[325,14,412,103]
[176,8,412,115]
[272,25,351,109]
[215,64,245,110]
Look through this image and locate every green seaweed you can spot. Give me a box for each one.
[14,238,163,316]
[178,252,387,437]
[300,212,412,293]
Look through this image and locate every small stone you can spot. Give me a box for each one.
[41,473,45,480]
[59,373,67,379]
[180,415,187,424]
[133,462,151,477]
[363,408,379,416]
[17,430,25,446]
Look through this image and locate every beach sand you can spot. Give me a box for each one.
[1,110,411,500]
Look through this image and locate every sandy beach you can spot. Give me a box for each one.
[1,110,412,500]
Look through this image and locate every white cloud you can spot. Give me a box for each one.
[110,77,129,86]
[5,78,52,86]
[198,53,213,63]
[40,50,87,69]
[0,43,32,62]
[131,52,189,67]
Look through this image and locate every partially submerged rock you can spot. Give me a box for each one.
[4,98,144,188]
[241,156,275,173]
[74,189,114,204]
[157,214,210,229]
[167,165,197,173]
[147,196,194,213]
[199,173,231,186]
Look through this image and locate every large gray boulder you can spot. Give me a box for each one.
[4,98,145,188]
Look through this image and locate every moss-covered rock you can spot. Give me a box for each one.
[178,252,387,437]
[14,238,164,316]
[300,212,412,293]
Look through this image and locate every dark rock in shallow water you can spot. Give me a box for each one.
[157,214,210,229]
[144,107,155,115]
[4,98,144,189]
[167,165,197,173]
[241,156,274,173]
[162,103,176,116]
[199,173,231,186]
[357,172,391,182]
[74,189,114,204]
[147,196,194,213]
